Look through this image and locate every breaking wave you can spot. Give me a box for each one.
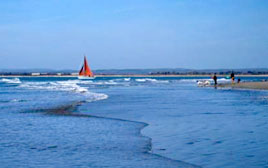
[19,80,108,102]
[73,79,119,85]
[135,78,169,83]
[0,78,21,84]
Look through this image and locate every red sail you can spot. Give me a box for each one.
[80,56,94,77]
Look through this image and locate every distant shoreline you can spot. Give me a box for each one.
[1,74,268,77]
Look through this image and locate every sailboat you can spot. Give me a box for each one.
[78,56,95,80]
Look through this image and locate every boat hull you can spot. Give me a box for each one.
[78,76,96,80]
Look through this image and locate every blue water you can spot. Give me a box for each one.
[0,77,267,168]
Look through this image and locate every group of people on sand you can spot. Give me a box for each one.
[213,71,240,86]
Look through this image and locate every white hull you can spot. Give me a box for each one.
[78,76,95,80]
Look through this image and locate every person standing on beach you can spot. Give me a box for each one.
[213,73,217,85]
[231,71,235,83]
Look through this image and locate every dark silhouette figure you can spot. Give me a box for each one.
[231,72,235,83]
[213,73,217,85]
[238,78,241,83]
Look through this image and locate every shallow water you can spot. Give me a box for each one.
[0,76,267,167]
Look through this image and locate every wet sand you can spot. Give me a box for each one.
[218,81,268,90]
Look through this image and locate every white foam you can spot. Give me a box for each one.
[124,78,131,81]
[196,78,232,86]
[179,79,200,83]
[105,80,118,85]
[217,78,231,83]
[18,80,108,102]
[75,79,119,85]
[197,80,211,87]
[85,92,109,102]
[0,78,21,84]
[135,78,169,83]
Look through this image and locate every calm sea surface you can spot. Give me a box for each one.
[0,76,267,168]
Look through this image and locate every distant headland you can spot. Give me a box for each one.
[1,68,268,77]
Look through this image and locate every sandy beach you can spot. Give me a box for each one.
[218,81,268,90]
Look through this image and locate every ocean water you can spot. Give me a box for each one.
[0,76,267,168]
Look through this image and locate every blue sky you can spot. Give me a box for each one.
[0,0,267,70]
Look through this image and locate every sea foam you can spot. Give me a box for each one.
[18,80,108,102]
[135,78,169,83]
[0,78,21,84]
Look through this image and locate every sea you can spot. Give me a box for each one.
[0,76,267,168]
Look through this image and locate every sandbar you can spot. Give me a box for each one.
[218,81,268,90]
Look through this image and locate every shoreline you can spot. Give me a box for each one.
[1,74,268,78]
[218,81,268,90]
[31,101,201,168]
